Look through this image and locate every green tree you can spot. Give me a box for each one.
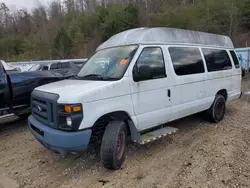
[100,4,139,41]
[241,0,250,30]
[54,27,73,58]
[68,19,84,44]
[79,12,99,39]
[0,0,249,61]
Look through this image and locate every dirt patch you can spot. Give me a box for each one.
[1,76,250,188]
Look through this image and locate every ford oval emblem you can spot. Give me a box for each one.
[37,105,42,112]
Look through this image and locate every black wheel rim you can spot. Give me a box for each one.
[215,100,225,120]
[117,132,125,160]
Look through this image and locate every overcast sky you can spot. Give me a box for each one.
[3,0,50,11]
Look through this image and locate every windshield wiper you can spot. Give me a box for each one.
[80,74,108,80]
[79,74,118,81]
[70,74,79,80]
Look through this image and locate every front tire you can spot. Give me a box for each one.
[100,121,127,170]
[207,94,226,123]
[242,69,245,77]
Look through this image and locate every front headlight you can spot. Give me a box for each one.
[58,104,83,131]
[66,117,72,127]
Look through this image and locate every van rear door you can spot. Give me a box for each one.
[202,48,235,102]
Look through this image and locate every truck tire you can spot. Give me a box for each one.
[18,113,30,120]
[100,121,127,170]
[207,94,226,123]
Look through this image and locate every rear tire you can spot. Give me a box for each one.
[100,121,127,170]
[206,94,226,123]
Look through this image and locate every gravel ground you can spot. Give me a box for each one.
[0,76,250,188]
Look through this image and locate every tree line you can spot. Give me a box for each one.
[0,0,250,61]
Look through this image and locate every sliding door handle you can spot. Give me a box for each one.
[167,89,171,98]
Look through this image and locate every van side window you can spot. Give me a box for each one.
[202,49,232,72]
[169,47,205,76]
[230,51,240,69]
[133,47,166,81]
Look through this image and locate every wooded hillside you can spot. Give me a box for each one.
[1,0,250,61]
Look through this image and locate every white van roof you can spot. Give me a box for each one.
[97,27,234,51]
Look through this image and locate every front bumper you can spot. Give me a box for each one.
[28,115,92,154]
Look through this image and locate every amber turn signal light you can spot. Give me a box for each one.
[64,105,71,113]
[73,106,81,112]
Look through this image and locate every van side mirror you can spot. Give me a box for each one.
[134,65,153,82]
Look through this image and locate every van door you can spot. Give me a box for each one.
[202,48,233,103]
[229,50,242,100]
[168,46,207,121]
[130,47,172,131]
[0,63,10,110]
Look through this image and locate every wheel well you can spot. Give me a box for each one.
[217,89,227,101]
[90,111,132,145]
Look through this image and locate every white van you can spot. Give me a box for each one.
[28,27,242,170]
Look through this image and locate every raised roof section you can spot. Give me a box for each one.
[97,27,234,51]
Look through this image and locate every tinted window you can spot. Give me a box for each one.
[41,66,49,70]
[61,62,70,69]
[134,47,166,81]
[57,63,63,69]
[230,51,240,69]
[202,49,232,72]
[50,63,59,70]
[169,47,205,76]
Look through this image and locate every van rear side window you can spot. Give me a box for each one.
[202,49,232,72]
[229,51,240,69]
[169,47,205,76]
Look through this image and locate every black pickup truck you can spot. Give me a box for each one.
[0,60,70,120]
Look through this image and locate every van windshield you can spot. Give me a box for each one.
[77,45,138,81]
